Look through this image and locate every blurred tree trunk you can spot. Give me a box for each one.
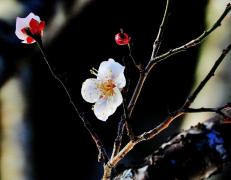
[0,74,29,180]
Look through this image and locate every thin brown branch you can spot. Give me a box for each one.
[123,102,135,140]
[127,0,171,119]
[122,74,135,139]
[111,58,134,159]
[139,42,231,142]
[151,0,170,59]
[128,2,231,122]
[183,103,231,118]
[113,108,231,180]
[183,103,231,117]
[127,71,147,118]
[80,113,109,162]
[36,39,109,163]
[111,91,129,159]
[183,43,231,107]
[153,3,231,63]
[111,119,125,159]
[184,107,226,116]
[128,44,143,72]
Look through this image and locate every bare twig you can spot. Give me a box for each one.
[183,43,231,107]
[128,44,143,72]
[123,99,135,140]
[114,108,231,180]
[184,107,226,117]
[127,0,171,119]
[121,58,135,139]
[127,71,147,119]
[153,3,231,63]
[35,39,109,163]
[183,103,231,118]
[111,118,125,159]
[138,42,231,142]
[111,60,134,159]
[151,0,170,59]
[127,2,231,121]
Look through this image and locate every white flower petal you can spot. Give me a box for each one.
[114,72,126,89]
[26,12,41,23]
[15,12,41,41]
[97,58,125,81]
[93,98,117,121]
[109,87,123,107]
[81,78,100,103]
[15,17,28,40]
[21,39,36,44]
[93,88,123,121]
[22,40,28,43]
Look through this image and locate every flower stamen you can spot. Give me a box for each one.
[99,80,116,98]
[90,67,98,76]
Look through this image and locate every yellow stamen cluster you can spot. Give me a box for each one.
[99,80,116,98]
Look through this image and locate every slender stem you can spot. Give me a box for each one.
[123,99,135,140]
[184,107,227,117]
[127,2,231,119]
[36,40,108,163]
[153,3,231,63]
[139,111,184,141]
[103,141,136,180]
[121,60,135,139]
[127,0,170,119]
[183,103,231,118]
[127,71,147,118]
[104,112,183,180]
[111,58,134,159]
[128,44,143,72]
[151,0,170,60]
[111,119,125,159]
[183,43,231,108]
[111,76,129,158]
[139,42,231,143]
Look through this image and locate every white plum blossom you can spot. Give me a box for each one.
[81,58,126,121]
[15,12,45,44]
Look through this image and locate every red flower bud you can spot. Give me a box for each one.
[16,12,45,44]
[115,30,130,45]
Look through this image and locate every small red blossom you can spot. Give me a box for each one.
[15,13,45,44]
[115,29,130,45]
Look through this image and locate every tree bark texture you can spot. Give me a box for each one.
[113,108,231,180]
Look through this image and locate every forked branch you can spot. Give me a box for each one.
[103,2,231,179]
